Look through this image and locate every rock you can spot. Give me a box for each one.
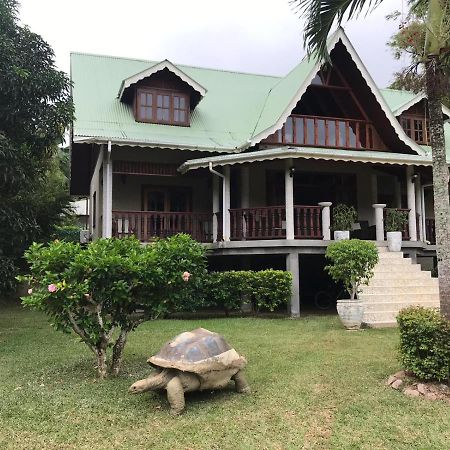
[393,370,406,379]
[391,379,403,390]
[417,384,427,395]
[424,392,438,401]
[387,375,397,386]
[404,387,420,398]
[439,384,449,392]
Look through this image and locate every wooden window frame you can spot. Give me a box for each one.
[400,114,429,145]
[141,185,193,212]
[135,88,190,126]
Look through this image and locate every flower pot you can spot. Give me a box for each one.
[387,231,402,252]
[336,299,364,330]
[334,230,350,241]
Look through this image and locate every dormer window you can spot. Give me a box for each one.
[136,88,189,126]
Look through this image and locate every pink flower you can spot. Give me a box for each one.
[27,288,33,295]
[182,271,191,282]
[48,284,57,293]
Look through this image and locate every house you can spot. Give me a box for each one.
[70,28,449,324]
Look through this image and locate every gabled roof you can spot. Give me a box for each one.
[70,28,449,156]
[117,59,207,100]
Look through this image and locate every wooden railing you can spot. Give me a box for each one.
[112,211,212,243]
[229,205,322,240]
[425,218,436,244]
[294,206,323,239]
[262,114,384,150]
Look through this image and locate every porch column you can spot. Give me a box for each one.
[372,203,386,241]
[285,159,295,240]
[102,142,113,238]
[415,174,424,241]
[212,175,220,242]
[406,166,418,242]
[222,165,231,241]
[318,202,332,240]
[286,252,300,317]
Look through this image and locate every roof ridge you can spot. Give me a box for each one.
[70,51,282,79]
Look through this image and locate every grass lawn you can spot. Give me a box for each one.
[1,305,449,450]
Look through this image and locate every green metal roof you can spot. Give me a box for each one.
[71,33,450,157]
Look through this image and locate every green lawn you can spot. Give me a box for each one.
[1,306,449,450]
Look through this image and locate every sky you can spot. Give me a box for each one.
[18,0,408,88]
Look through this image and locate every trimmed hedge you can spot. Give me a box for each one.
[179,270,292,315]
[397,306,450,381]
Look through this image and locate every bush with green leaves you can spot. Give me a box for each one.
[21,234,206,378]
[52,225,82,242]
[325,239,378,299]
[397,306,450,381]
[385,208,409,232]
[332,204,357,231]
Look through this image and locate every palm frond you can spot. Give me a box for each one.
[290,0,384,61]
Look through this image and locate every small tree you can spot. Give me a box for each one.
[325,239,379,300]
[385,208,409,233]
[332,204,357,231]
[21,234,206,378]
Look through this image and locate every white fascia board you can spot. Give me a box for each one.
[179,146,433,173]
[393,93,450,121]
[250,28,426,157]
[117,59,207,99]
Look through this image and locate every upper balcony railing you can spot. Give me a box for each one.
[262,114,385,151]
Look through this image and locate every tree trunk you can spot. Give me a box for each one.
[110,328,129,376]
[425,58,450,319]
[96,347,108,379]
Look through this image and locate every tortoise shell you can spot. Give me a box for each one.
[148,328,247,374]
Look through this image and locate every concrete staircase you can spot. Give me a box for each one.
[361,247,439,328]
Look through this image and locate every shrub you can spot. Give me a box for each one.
[332,204,357,231]
[325,239,378,299]
[397,306,450,381]
[385,209,408,232]
[20,234,207,378]
[52,225,82,242]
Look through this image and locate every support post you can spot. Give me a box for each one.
[286,252,300,317]
[394,178,402,208]
[318,202,332,240]
[102,142,113,238]
[222,166,231,242]
[372,203,386,241]
[212,175,220,242]
[415,174,423,241]
[406,166,417,242]
[285,159,294,240]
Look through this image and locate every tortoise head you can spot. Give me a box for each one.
[129,370,171,394]
[129,378,151,394]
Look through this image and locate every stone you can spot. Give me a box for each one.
[387,376,397,386]
[391,379,403,390]
[417,383,427,395]
[424,392,438,401]
[439,384,449,392]
[404,387,420,398]
[393,370,406,379]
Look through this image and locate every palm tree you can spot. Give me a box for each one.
[290,0,450,318]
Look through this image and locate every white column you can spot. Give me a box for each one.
[406,166,417,242]
[415,175,424,241]
[318,202,332,240]
[102,143,113,238]
[212,175,220,242]
[286,252,300,317]
[222,166,231,241]
[285,159,294,240]
[371,174,378,204]
[372,203,386,241]
[421,186,427,242]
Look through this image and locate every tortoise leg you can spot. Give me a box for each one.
[232,370,251,394]
[166,376,185,415]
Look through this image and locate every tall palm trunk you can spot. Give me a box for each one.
[426,60,450,319]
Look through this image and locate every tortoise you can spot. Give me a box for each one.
[129,328,250,415]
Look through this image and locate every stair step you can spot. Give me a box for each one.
[364,321,398,328]
[359,293,440,303]
[363,301,440,312]
[376,257,413,265]
[373,264,422,274]
[376,247,389,253]
[366,278,438,288]
[361,285,439,295]
[377,252,408,260]
[371,271,432,280]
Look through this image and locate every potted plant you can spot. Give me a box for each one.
[332,204,357,241]
[385,209,409,252]
[325,239,379,330]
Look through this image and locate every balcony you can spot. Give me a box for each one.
[263,114,384,151]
